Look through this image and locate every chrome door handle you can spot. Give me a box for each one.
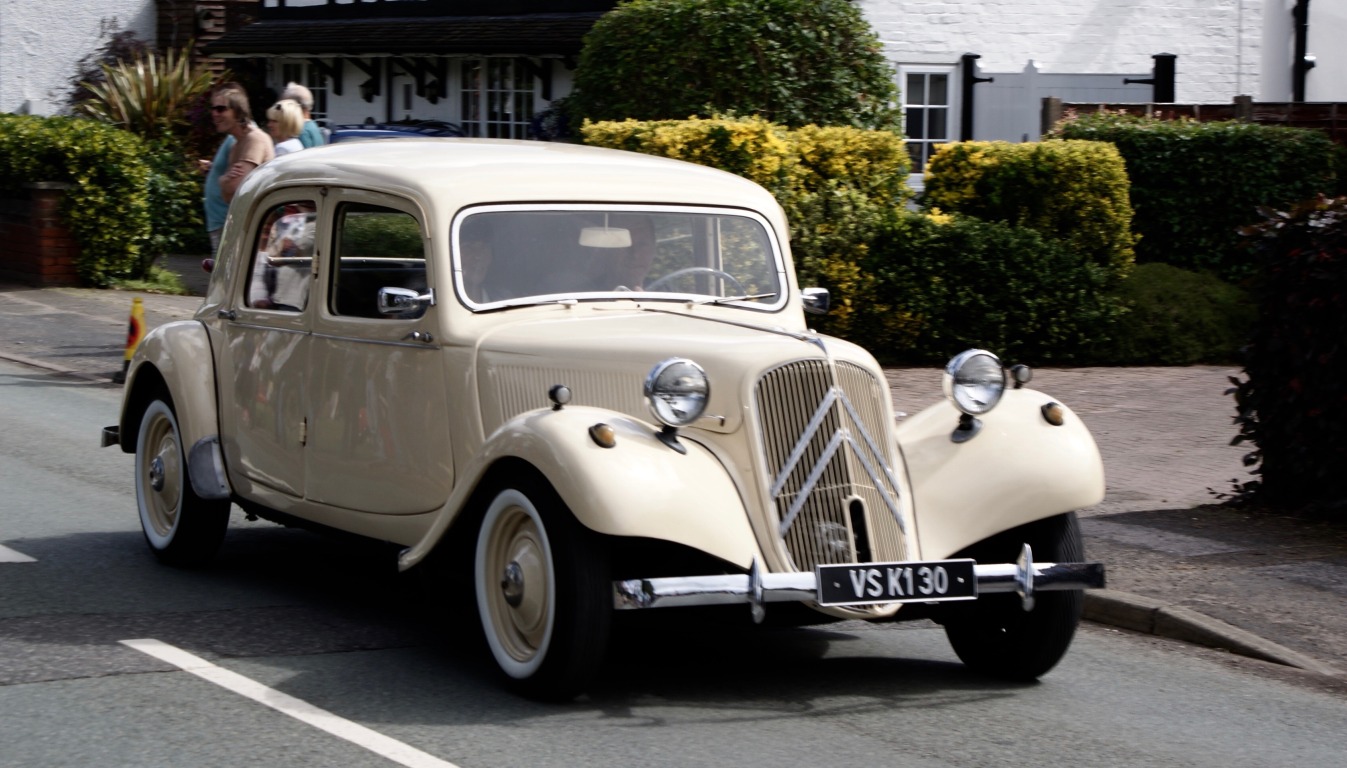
[217,309,237,321]
[402,331,434,343]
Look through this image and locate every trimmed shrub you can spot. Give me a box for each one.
[1229,196,1347,514]
[581,115,794,191]
[1050,113,1336,281]
[569,0,901,132]
[922,140,1137,286]
[861,211,1123,364]
[0,115,153,286]
[1093,263,1253,365]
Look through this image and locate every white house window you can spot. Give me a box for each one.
[900,66,955,173]
[279,61,328,127]
[460,59,536,139]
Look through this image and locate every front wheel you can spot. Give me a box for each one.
[475,482,610,700]
[135,398,230,567]
[941,512,1085,681]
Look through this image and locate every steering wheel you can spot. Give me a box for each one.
[646,267,745,295]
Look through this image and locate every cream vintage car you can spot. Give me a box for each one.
[103,139,1105,699]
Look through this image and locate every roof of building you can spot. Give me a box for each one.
[203,12,605,58]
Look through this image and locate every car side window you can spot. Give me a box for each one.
[331,203,427,319]
[246,202,317,311]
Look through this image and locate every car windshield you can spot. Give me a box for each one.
[453,206,787,310]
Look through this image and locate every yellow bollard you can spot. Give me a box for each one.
[112,297,146,384]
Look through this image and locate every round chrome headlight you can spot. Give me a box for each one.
[644,358,709,428]
[943,349,1006,415]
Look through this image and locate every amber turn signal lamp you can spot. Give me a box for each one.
[589,423,617,448]
[1041,402,1065,426]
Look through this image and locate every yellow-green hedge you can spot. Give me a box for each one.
[581,115,793,191]
[923,140,1137,284]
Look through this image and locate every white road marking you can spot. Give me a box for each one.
[0,544,36,563]
[120,639,459,768]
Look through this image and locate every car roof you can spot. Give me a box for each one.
[234,138,785,225]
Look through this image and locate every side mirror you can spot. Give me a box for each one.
[801,287,830,316]
[377,286,434,315]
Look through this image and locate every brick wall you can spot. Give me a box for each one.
[156,0,260,77]
[0,184,82,287]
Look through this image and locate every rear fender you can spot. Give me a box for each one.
[399,405,760,571]
[120,321,229,499]
[896,388,1104,559]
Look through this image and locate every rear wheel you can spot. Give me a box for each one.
[941,512,1085,681]
[135,398,230,567]
[475,481,610,700]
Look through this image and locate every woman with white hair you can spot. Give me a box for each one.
[266,99,306,156]
[281,81,326,147]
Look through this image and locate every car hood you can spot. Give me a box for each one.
[473,306,878,435]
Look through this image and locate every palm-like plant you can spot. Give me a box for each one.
[77,46,215,142]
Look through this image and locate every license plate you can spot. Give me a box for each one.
[816,559,977,606]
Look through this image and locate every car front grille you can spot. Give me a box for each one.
[754,360,909,570]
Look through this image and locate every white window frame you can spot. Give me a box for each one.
[459,58,538,139]
[278,59,329,128]
[898,64,959,190]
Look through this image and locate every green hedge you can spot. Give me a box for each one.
[1093,263,1253,365]
[1050,113,1336,281]
[0,114,153,285]
[860,211,1122,364]
[569,0,901,132]
[921,139,1137,286]
[1229,196,1347,514]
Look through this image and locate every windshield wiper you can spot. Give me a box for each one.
[695,292,779,306]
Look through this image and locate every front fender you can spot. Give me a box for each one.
[896,387,1104,559]
[399,405,761,571]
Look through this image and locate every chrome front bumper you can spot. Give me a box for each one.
[613,544,1106,622]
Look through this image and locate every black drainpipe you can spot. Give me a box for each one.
[1293,0,1315,102]
[1124,53,1176,103]
[959,53,993,141]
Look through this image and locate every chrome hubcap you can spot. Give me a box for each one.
[149,456,166,492]
[501,561,525,607]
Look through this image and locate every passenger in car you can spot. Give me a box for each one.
[459,218,496,302]
[609,215,658,291]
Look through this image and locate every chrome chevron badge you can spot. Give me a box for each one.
[771,385,905,536]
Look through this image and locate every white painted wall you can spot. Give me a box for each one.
[1,0,157,116]
[860,0,1266,104]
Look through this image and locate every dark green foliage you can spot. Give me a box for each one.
[0,115,152,286]
[340,210,423,258]
[1050,113,1336,281]
[143,140,207,266]
[861,212,1123,365]
[1229,196,1347,514]
[921,140,1137,287]
[569,0,901,132]
[1093,263,1253,365]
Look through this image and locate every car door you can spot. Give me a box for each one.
[304,190,452,515]
[216,193,321,500]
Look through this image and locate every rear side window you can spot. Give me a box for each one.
[246,201,317,312]
[330,203,427,319]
